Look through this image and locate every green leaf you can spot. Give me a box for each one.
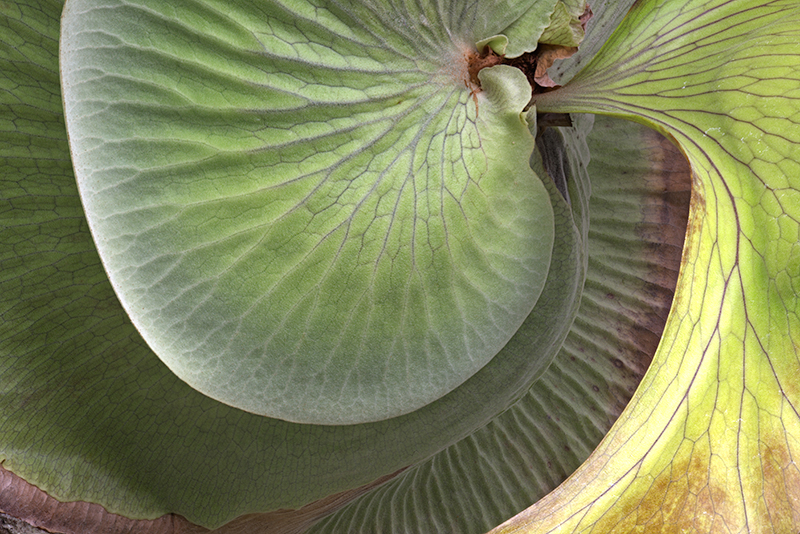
[498,0,800,531]
[308,112,694,534]
[59,0,566,425]
[495,0,560,56]
[3,0,592,527]
[13,0,764,530]
[538,0,587,48]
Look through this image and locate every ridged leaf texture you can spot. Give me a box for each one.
[496,0,800,531]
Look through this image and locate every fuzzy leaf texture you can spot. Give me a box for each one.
[58,0,568,426]
[2,0,601,529]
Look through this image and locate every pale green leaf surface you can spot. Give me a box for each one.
[538,1,585,48]
[3,1,590,526]
[498,0,800,531]
[305,114,592,534]
[303,104,694,534]
[0,0,691,529]
[496,0,559,56]
[59,0,565,425]
[309,112,692,534]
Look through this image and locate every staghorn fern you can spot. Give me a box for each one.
[1,0,798,532]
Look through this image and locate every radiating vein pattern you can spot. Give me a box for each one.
[308,115,692,534]
[61,0,558,425]
[500,0,800,531]
[2,0,699,530]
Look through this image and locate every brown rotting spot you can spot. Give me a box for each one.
[466,47,504,90]
[464,43,581,95]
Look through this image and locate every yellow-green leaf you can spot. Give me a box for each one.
[499,0,800,531]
